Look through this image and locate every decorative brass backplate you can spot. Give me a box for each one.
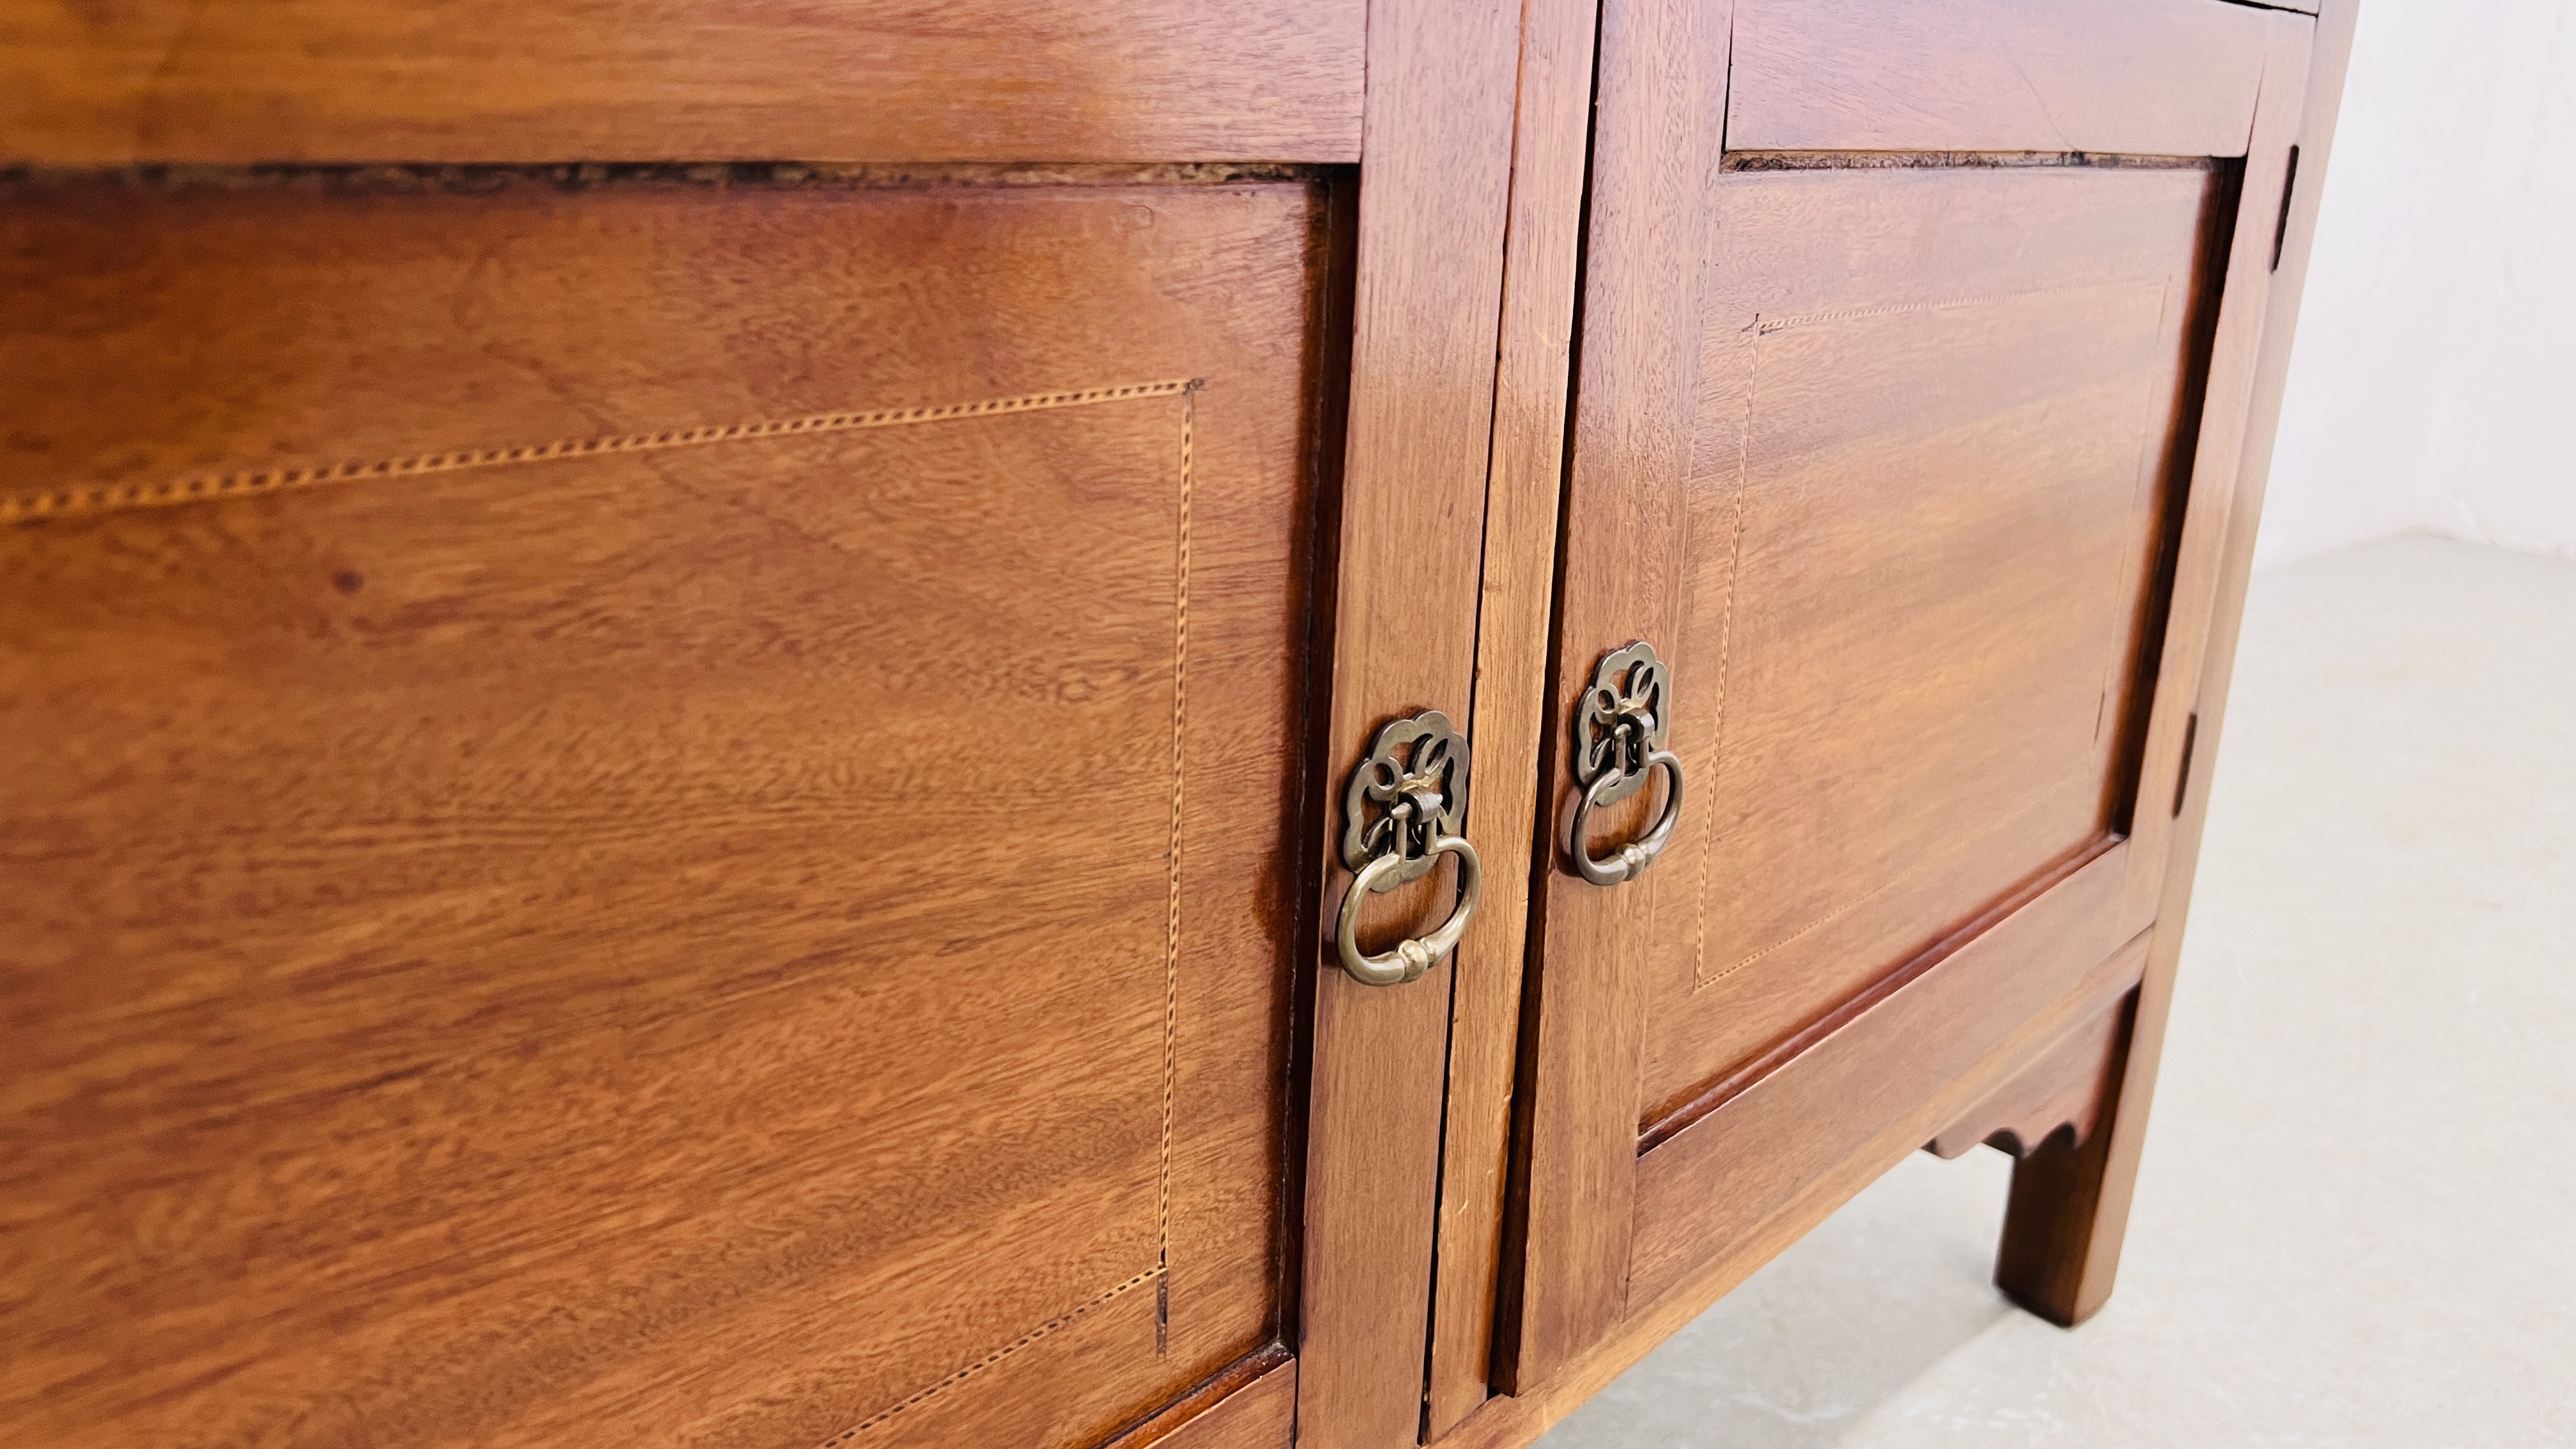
[1575,641,1672,807]
[1340,709,1471,887]
[1335,709,1480,986]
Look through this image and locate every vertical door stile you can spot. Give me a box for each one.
[1495,0,1735,1395]
[1422,0,1604,1436]
[2111,15,2319,939]
[1295,1,1523,1446]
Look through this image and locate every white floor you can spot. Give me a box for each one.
[1537,536,2576,1448]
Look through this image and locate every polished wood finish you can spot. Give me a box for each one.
[1106,1351,1298,1449]
[1422,0,1601,1432]
[1499,0,1733,1391]
[1500,0,2320,1395]
[2104,28,2310,950]
[0,4,2354,1445]
[1728,0,2271,158]
[0,171,1329,1449]
[1997,0,2360,1330]
[1293,2,1523,1446]
[0,1,1365,165]
[1927,992,2129,1160]
[1635,159,2222,1130]
[1629,869,2148,1305]
[1444,935,2150,1449]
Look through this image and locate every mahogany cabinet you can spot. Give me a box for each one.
[0,3,2352,1448]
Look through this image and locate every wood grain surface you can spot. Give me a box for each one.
[1627,875,2149,1310]
[1438,935,2150,1449]
[1422,0,1600,1432]
[1502,0,2290,1395]
[1998,1,2347,1328]
[1927,991,2130,1159]
[2106,23,2312,945]
[1498,0,1734,1392]
[1635,160,2221,1130]
[0,1,2356,1441]
[1103,1349,1297,1449]
[1728,0,2272,158]
[1,171,1330,1449]
[0,0,1365,165]
[1294,1,1524,1443]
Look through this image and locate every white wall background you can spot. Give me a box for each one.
[2260,0,2576,569]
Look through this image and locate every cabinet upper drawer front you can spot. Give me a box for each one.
[1,172,1326,1449]
[1729,0,2273,157]
[1634,162,2221,1128]
[0,0,1365,165]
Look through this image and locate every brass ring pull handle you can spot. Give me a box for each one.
[1336,832,1484,986]
[1569,640,1683,888]
[1333,709,1480,987]
[1571,748,1683,885]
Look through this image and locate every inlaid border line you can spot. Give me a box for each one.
[1,378,1198,525]
[807,378,1202,1442]
[1752,277,2148,337]
[813,1269,1162,1448]
[1692,277,2156,990]
[1691,781,2082,992]
[1157,380,1202,1356]
[1689,332,1761,990]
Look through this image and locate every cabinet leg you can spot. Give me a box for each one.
[1995,984,2153,1328]
[1995,1094,2124,1326]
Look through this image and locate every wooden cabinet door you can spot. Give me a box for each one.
[0,7,1534,1449]
[1502,0,2319,1385]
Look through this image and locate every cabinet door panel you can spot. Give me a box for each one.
[0,173,1324,1449]
[7,3,1535,1441]
[1503,0,2313,1390]
[1639,163,2218,1126]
